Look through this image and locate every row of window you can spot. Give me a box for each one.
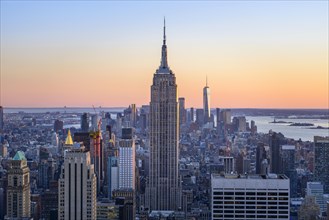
[212,206,289,210]
[213,191,289,196]
[213,214,289,219]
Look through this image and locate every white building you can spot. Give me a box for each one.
[58,146,97,220]
[211,173,290,220]
[118,132,135,189]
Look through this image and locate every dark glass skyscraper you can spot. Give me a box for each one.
[314,136,329,193]
[145,20,181,211]
[269,131,285,174]
[81,112,89,132]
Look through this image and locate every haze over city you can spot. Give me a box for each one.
[1,1,328,108]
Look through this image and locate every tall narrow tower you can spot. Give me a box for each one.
[203,77,210,123]
[6,151,31,218]
[146,19,181,211]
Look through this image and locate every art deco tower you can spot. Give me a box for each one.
[146,19,181,211]
[203,77,210,123]
[58,146,97,219]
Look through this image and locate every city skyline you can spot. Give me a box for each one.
[1,1,328,108]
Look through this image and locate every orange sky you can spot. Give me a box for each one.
[1,1,328,108]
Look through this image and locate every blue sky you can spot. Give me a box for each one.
[1,1,328,108]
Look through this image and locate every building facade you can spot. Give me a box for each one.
[211,174,290,220]
[314,136,329,194]
[145,20,181,211]
[179,97,186,125]
[118,128,135,189]
[6,151,31,218]
[58,147,97,219]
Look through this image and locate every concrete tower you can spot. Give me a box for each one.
[58,146,97,219]
[203,77,210,123]
[6,151,31,218]
[146,19,181,211]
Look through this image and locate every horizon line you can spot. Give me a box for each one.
[2,106,329,111]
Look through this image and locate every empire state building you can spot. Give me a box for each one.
[145,20,181,211]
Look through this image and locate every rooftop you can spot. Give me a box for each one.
[13,151,27,161]
[212,173,289,180]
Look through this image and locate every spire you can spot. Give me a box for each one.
[206,76,208,87]
[65,129,73,145]
[158,17,170,73]
[163,17,166,45]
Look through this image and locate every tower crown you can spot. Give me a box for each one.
[65,129,74,145]
[156,18,172,74]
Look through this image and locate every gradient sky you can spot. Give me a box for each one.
[1,1,328,108]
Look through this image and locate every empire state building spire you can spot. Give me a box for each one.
[157,17,171,74]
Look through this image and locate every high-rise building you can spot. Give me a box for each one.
[314,136,329,193]
[118,128,135,189]
[6,151,31,218]
[81,112,89,132]
[139,105,150,132]
[58,146,97,219]
[232,116,247,132]
[179,97,186,125]
[196,109,204,127]
[211,173,290,220]
[130,104,137,127]
[113,189,136,220]
[53,119,63,132]
[40,181,58,220]
[281,145,297,197]
[90,124,104,193]
[0,106,3,132]
[203,77,210,124]
[269,131,285,174]
[190,107,194,122]
[306,182,326,213]
[145,19,181,211]
[256,143,269,175]
[51,132,59,147]
[108,156,119,199]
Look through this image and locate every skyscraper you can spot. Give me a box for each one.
[145,19,181,211]
[58,146,97,219]
[314,136,329,193]
[269,131,285,174]
[118,128,135,189]
[6,151,31,218]
[281,145,297,197]
[203,77,210,123]
[256,143,269,175]
[81,112,89,132]
[179,97,186,125]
